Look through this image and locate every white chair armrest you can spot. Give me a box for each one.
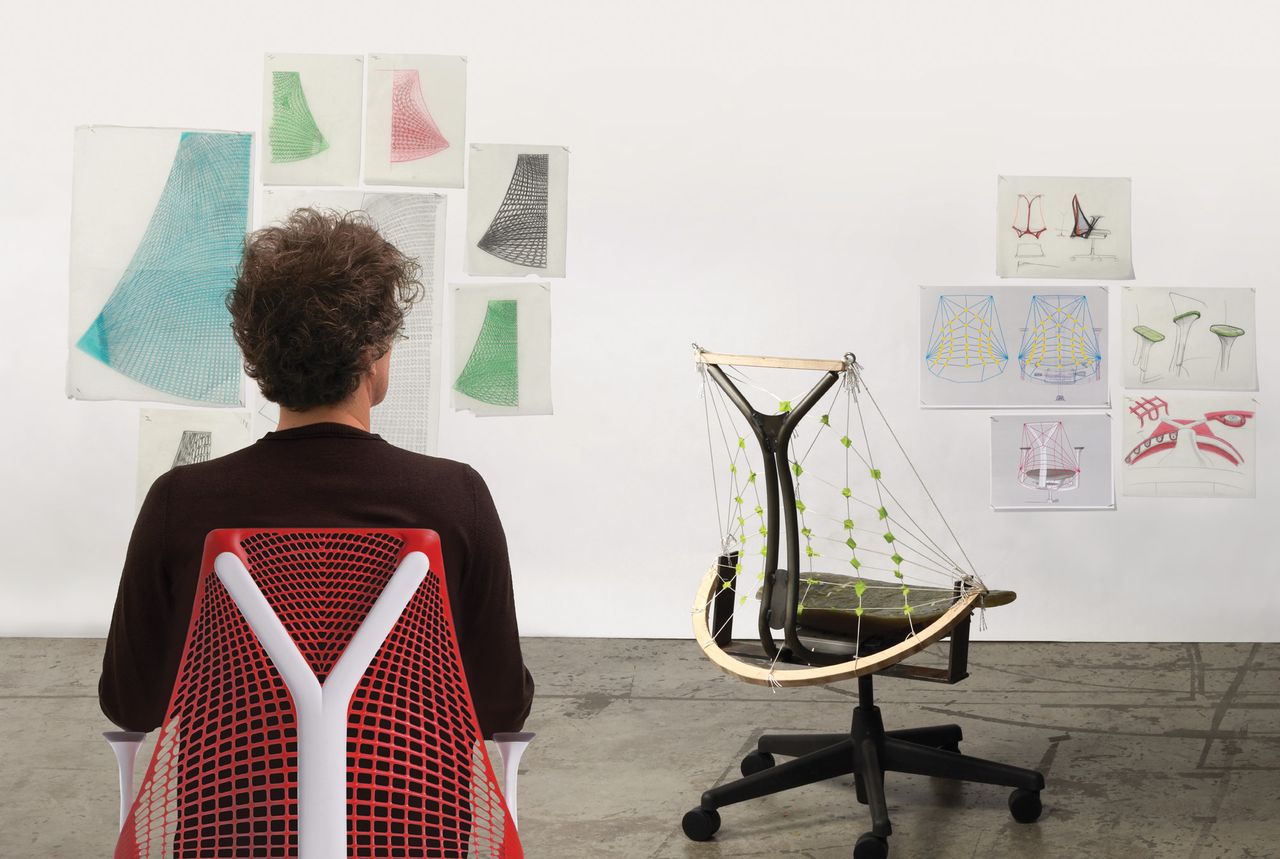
[103,731,147,831]
[491,732,535,829]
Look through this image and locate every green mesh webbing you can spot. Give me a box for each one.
[269,71,329,163]
[453,299,519,406]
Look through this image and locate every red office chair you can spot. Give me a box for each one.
[104,528,528,858]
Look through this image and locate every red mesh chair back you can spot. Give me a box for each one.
[115,528,522,858]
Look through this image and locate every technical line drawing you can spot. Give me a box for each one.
[75,132,251,405]
[477,153,549,268]
[389,69,449,163]
[1131,325,1165,384]
[171,431,212,468]
[1015,242,1056,270]
[1124,396,1255,496]
[1017,421,1083,503]
[268,71,329,163]
[453,299,519,406]
[1011,193,1047,238]
[924,295,1008,382]
[1017,295,1103,395]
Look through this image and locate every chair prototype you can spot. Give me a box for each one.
[685,350,1045,859]
[104,528,530,859]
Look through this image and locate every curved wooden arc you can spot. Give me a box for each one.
[695,350,848,373]
[691,564,985,688]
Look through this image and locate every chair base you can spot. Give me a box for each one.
[682,675,1045,854]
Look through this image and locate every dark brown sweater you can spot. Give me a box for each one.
[99,422,534,738]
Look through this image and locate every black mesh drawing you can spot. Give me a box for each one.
[477,154,548,268]
[171,430,212,467]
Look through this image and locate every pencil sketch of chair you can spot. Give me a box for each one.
[1067,194,1116,263]
[1017,421,1083,504]
[105,528,530,858]
[685,349,1045,859]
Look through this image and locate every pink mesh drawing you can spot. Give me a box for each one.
[391,70,450,163]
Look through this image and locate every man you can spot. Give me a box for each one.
[100,208,534,739]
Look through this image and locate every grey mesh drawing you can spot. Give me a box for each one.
[171,431,212,467]
[453,300,519,406]
[477,154,548,268]
[269,71,329,163]
[75,132,252,405]
[364,194,443,453]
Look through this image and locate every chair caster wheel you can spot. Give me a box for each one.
[1009,788,1043,823]
[682,807,721,841]
[741,750,776,777]
[854,831,889,858]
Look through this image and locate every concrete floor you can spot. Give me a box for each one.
[1,639,1277,858]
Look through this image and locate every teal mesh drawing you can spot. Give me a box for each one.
[269,71,329,163]
[75,132,251,404]
[453,300,519,406]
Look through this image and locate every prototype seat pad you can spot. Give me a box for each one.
[759,569,1015,640]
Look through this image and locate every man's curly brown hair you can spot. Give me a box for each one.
[228,208,422,411]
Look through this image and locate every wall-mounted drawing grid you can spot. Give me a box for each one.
[269,71,329,163]
[1122,287,1257,391]
[925,295,1007,382]
[171,431,212,467]
[1123,395,1256,498]
[996,176,1132,279]
[1017,422,1082,504]
[478,154,549,268]
[454,300,519,406]
[75,131,251,405]
[389,70,448,162]
[1018,295,1102,399]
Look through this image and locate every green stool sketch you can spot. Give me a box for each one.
[454,299,519,406]
[1209,324,1245,373]
[1132,325,1164,383]
[1169,310,1200,376]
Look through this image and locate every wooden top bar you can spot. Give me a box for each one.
[695,350,848,373]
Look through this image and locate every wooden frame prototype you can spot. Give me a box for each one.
[692,563,985,687]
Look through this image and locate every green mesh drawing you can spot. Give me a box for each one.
[75,131,251,404]
[453,300,519,406]
[269,71,329,163]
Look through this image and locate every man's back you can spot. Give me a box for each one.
[100,422,534,737]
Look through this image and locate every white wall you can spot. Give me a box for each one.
[2,0,1277,641]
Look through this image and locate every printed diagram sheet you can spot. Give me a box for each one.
[67,125,252,406]
[262,53,363,185]
[1122,287,1257,391]
[364,54,466,188]
[466,144,568,277]
[1121,393,1257,498]
[451,282,553,416]
[921,285,1109,408]
[991,414,1113,511]
[259,190,447,454]
[997,176,1134,279]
